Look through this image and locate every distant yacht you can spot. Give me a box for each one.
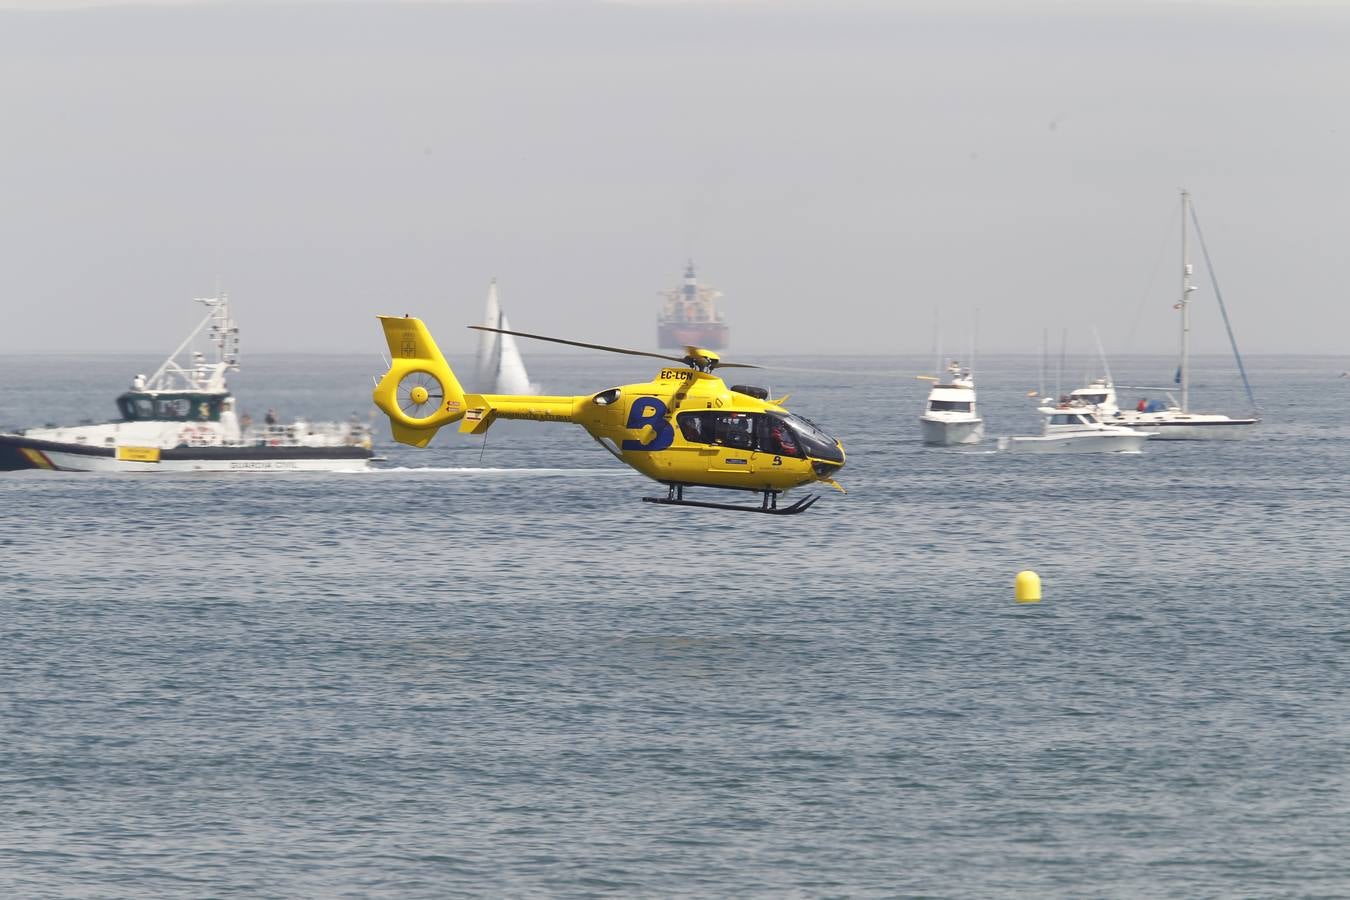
[919,360,983,445]
[474,279,537,395]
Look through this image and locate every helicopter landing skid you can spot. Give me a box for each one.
[642,485,819,515]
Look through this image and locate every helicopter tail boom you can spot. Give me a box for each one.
[373,316,468,447]
[458,394,582,435]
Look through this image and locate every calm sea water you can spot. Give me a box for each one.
[2,351,1348,898]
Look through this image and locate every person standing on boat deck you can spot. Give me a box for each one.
[265,408,277,425]
[1137,398,1147,412]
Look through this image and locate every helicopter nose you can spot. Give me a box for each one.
[812,439,844,479]
[813,459,843,479]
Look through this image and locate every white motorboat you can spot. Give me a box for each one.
[997,407,1156,454]
[919,360,983,446]
[1089,190,1259,440]
[0,293,374,473]
[474,279,538,394]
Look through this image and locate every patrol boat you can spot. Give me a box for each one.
[0,293,374,473]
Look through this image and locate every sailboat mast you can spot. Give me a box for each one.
[930,307,941,380]
[1179,189,1193,413]
[1039,327,1047,400]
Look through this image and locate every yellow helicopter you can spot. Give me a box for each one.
[371,315,846,514]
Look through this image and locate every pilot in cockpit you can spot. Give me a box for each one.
[770,421,798,456]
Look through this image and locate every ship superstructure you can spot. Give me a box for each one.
[657,261,728,350]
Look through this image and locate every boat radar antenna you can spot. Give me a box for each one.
[144,292,240,393]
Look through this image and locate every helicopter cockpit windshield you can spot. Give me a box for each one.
[776,412,843,462]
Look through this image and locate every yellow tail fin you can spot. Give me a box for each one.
[372,316,467,448]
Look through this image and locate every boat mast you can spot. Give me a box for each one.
[930,308,941,380]
[146,293,237,392]
[1179,189,1194,413]
[1039,327,1047,400]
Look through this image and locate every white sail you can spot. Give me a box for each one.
[473,280,537,394]
[475,280,503,390]
[495,312,536,395]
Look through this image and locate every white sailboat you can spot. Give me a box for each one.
[474,279,538,395]
[918,360,983,446]
[1099,190,1259,440]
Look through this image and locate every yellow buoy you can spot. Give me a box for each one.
[1015,570,1042,604]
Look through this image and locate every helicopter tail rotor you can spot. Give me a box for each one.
[373,316,467,447]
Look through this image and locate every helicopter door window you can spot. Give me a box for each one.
[762,416,803,458]
[679,412,773,451]
[678,412,715,444]
[714,414,756,450]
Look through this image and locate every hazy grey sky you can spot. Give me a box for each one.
[1,0,1347,358]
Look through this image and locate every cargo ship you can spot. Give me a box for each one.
[657,261,728,350]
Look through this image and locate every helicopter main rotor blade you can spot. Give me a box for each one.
[469,326,687,365]
[467,326,759,369]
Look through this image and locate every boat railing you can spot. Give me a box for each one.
[238,422,374,448]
